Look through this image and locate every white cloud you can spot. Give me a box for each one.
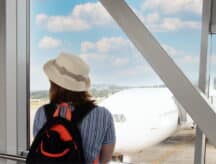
[81,37,130,53]
[80,53,107,63]
[72,2,112,26]
[142,0,202,15]
[36,1,201,33]
[36,14,48,25]
[144,12,160,24]
[139,0,201,32]
[81,42,95,53]
[36,2,112,32]
[38,36,62,49]
[180,55,199,64]
[112,58,130,67]
[80,37,193,70]
[162,44,178,57]
[160,45,199,66]
[80,37,141,75]
[141,13,200,32]
[160,18,200,31]
[80,36,201,85]
[156,44,200,66]
[46,16,90,32]
[96,37,130,53]
[173,55,199,72]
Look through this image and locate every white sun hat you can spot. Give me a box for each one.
[43,52,91,91]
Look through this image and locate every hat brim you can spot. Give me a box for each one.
[43,60,90,92]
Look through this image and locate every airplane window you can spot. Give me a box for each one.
[30,0,216,163]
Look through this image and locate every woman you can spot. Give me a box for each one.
[33,53,116,163]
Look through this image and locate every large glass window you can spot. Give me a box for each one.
[30,0,216,163]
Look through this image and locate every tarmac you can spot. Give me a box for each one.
[115,129,216,164]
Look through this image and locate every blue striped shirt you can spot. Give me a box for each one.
[33,105,116,163]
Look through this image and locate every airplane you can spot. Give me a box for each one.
[99,85,216,155]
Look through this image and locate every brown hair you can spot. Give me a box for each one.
[49,81,96,109]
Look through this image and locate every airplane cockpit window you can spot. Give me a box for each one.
[29,0,216,163]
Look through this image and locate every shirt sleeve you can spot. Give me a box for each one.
[33,106,46,137]
[102,110,116,145]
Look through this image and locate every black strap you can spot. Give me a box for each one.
[44,103,95,124]
[44,103,57,120]
[72,104,94,124]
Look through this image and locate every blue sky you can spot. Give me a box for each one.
[31,0,213,91]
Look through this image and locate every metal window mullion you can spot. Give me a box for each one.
[0,0,29,162]
[0,0,7,157]
[26,0,31,150]
[5,0,17,155]
[210,0,216,34]
[17,0,29,153]
[195,0,212,163]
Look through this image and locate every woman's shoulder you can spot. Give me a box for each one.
[35,104,113,120]
[34,104,47,118]
[35,103,56,114]
[90,105,113,118]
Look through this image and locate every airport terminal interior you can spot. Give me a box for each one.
[0,0,216,163]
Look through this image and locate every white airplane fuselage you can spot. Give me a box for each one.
[100,88,190,154]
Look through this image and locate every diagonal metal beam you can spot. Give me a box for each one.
[100,0,216,146]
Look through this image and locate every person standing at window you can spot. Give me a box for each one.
[33,52,116,163]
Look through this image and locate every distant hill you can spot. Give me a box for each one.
[31,90,49,99]
[31,84,130,99]
[31,84,166,99]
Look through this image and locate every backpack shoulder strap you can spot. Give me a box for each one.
[43,103,57,120]
[43,102,96,123]
[72,103,96,124]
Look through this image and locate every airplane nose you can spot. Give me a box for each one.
[100,88,179,153]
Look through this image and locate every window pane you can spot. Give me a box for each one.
[30,0,216,163]
[123,0,202,163]
[206,35,216,164]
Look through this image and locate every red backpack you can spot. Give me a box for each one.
[27,102,93,164]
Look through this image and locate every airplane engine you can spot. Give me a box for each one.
[100,88,179,154]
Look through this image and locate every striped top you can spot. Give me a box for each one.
[33,104,116,163]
